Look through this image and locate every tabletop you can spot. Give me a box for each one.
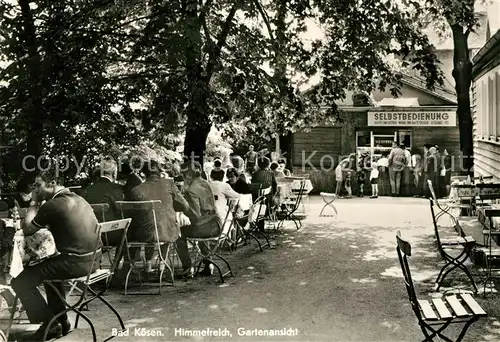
[1,219,57,279]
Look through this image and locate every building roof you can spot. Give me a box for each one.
[472,27,500,79]
[378,97,419,107]
[400,74,457,104]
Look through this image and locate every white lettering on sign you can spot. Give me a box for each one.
[367,111,457,127]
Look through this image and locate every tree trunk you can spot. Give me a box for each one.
[279,132,293,170]
[451,25,474,175]
[19,0,43,182]
[182,0,206,164]
[274,3,293,171]
[182,0,239,164]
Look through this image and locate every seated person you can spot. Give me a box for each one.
[278,160,291,176]
[14,179,34,208]
[226,168,251,194]
[230,154,245,175]
[210,159,225,181]
[125,158,189,270]
[251,157,277,196]
[84,157,125,246]
[13,169,101,340]
[176,162,221,277]
[84,157,124,221]
[209,169,240,233]
[270,162,286,179]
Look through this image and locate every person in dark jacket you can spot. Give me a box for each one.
[226,168,251,194]
[251,157,277,195]
[210,159,225,181]
[125,158,190,270]
[251,157,276,232]
[84,157,124,221]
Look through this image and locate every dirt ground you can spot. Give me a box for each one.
[9,196,500,342]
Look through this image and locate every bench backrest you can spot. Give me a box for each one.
[90,203,110,223]
[396,231,422,320]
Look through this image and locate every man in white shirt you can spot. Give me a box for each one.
[335,158,352,197]
[388,143,407,196]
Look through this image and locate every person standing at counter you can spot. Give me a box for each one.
[411,149,423,197]
[401,145,412,196]
[375,153,389,196]
[426,146,440,197]
[388,142,407,196]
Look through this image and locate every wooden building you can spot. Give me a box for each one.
[291,77,461,194]
[472,27,500,180]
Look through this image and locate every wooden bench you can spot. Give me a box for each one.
[396,231,486,342]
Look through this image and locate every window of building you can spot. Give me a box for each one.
[356,131,371,147]
[397,130,412,149]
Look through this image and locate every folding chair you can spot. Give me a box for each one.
[90,204,113,265]
[221,198,243,252]
[42,218,131,342]
[186,207,235,283]
[429,198,478,293]
[276,180,306,230]
[254,186,276,232]
[246,193,271,250]
[230,194,263,252]
[478,208,500,297]
[116,200,176,295]
[428,180,468,228]
[396,231,486,342]
[319,192,338,217]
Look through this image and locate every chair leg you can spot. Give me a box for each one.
[209,260,224,283]
[212,254,234,278]
[87,287,126,330]
[44,282,97,342]
[419,320,454,342]
[253,230,271,249]
[5,295,18,341]
[455,317,479,342]
[320,198,337,217]
[435,249,473,292]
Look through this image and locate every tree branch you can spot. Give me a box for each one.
[205,0,241,79]
[253,0,275,41]
[109,13,159,32]
[200,9,214,51]
[464,25,473,39]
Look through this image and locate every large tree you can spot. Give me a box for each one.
[0,0,145,181]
